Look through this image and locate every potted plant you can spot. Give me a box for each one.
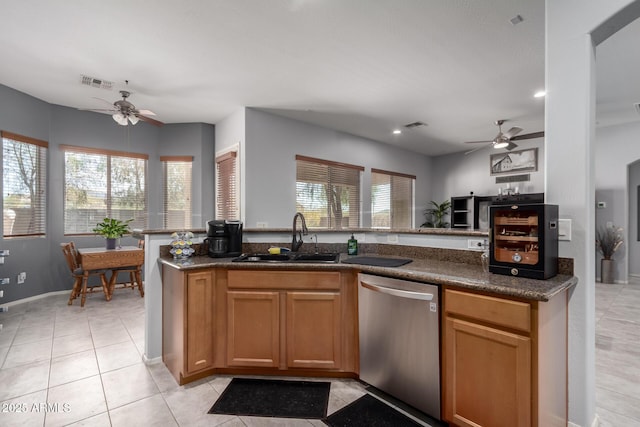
[93,218,133,249]
[421,200,451,228]
[596,224,624,283]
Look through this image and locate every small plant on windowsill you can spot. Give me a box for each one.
[93,218,133,249]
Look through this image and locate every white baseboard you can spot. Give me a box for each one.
[143,354,162,365]
[2,290,68,307]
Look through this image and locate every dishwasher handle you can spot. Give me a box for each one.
[360,280,434,301]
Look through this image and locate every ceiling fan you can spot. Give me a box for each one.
[83,88,164,127]
[464,119,543,154]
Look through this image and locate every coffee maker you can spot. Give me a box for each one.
[206,220,228,257]
[206,220,242,257]
[225,220,243,257]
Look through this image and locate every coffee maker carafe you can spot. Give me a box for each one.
[206,220,228,257]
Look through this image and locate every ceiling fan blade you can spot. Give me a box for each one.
[504,141,519,151]
[78,108,116,114]
[511,131,544,141]
[136,114,164,127]
[137,109,156,116]
[503,126,523,139]
[464,140,493,144]
[464,144,491,155]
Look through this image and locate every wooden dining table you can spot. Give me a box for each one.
[76,246,145,297]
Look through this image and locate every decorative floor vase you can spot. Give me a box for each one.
[601,258,614,283]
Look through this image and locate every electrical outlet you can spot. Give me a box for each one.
[256,222,268,228]
[387,234,399,243]
[0,278,9,285]
[355,233,365,242]
[17,272,26,284]
[468,239,485,249]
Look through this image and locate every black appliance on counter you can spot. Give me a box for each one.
[205,220,243,257]
[489,203,558,279]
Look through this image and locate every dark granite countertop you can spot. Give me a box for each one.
[159,253,576,302]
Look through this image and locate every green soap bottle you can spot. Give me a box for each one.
[348,234,358,255]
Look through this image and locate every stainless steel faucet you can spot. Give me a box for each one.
[291,212,309,252]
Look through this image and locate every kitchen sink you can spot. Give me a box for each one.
[292,253,340,263]
[232,254,291,262]
[232,252,340,263]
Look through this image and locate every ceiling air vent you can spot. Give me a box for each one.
[404,121,427,129]
[80,75,113,90]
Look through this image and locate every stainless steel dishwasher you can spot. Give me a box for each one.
[358,273,441,420]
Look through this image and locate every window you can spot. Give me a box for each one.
[216,149,239,220]
[162,156,192,229]
[2,131,47,238]
[296,155,363,229]
[62,145,148,234]
[371,168,415,229]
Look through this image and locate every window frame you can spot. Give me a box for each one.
[1,131,48,239]
[371,168,416,229]
[61,145,148,236]
[215,145,240,221]
[161,156,193,230]
[295,154,363,229]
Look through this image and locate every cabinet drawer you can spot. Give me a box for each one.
[228,270,341,290]
[445,289,531,333]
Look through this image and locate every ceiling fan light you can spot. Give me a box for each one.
[493,141,509,149]
[112,113,128,126]
[128,115,139,125]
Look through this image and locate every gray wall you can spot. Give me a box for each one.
[0,84,214,303]
[594,120,640,282]
[244,108,433,228]
[430,138,545,203]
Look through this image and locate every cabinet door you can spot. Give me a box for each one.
[286,291,342,369]
[444,317,531,427]
[186,271,215,375]
[226,291,280,367]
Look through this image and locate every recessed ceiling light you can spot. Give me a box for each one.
[393,129,402,135]
[534,90,546,98]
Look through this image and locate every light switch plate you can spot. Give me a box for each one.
[558,219,572,241]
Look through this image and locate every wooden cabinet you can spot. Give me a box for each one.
[162,266,358,384]
[442,288,567,427]
[225,270,355,373]
[286,291,341,369]
[226,290,280,367]
[162,267,215,384]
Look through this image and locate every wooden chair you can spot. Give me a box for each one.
[61,242,109,307]
[108,239,145,297]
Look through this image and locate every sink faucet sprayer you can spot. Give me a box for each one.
[291,212,309,252]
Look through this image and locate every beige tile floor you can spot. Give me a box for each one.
[0,289,434,426]
[595,277,640,426]
[1,278,634,426]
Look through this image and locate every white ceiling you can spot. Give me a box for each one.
[0,0,636,156]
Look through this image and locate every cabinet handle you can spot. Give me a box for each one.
[195,359,207,365]
[360,281,434,301]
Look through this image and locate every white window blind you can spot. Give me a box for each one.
[216,150,239,220]
[371,168,415,229]
[162,156,193,229]
[62,145,148,234]
[2,131,48,238]
[296,155,363,229]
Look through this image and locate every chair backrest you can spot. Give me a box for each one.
[60,242,80,274]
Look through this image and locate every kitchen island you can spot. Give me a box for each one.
[159,251,576,427]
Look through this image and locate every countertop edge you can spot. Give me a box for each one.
[158,255,577,302]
